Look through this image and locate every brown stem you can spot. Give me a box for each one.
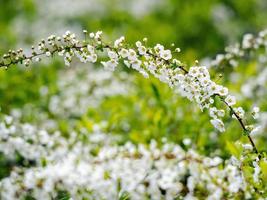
[221,98,259,156]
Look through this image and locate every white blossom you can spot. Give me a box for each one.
[210,118,225,132]
[225,95,236,106]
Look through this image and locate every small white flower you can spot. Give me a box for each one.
[95,31,102,40]
[217,109,225,117]
[210,118,225,132]
[138,46,147,55]
[107,50,118,60]
[207,82,219,95]
[225,95,236,106]
[139,69,149,78]
[24,59,31,66]
[101,60,118,71]
[154,44,164,52]
[64,56,71,66]
[87,54,97,63]
[209,107,218,118]
[172,59,182,66]
[58,50,65,56]
[114,36,125,48]
[45,51,51,57]
[252,106,260,119]
[130,59,142,70]
[183,138,191,146]
[119,48,129,58]
[175,48,181,52]
[89,32,95,38]
[128,49,137,61]
[160,50,172,60]
[87,45,95,53]
[232,107,245,119]
[146,62,157,71]
[35,57,41,62]
[135,41,142,47]
[218,87,228,96]
[123,60,131,68]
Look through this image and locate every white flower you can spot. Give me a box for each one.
[101,60,118,71]
[87,45,95,54]
[89,32,95,38]
[64,52,72,65]
[209,107,218,118]
[87,54,97,63]
[58,50,65,56]
[64,56,71,66]
[128,49,137,61]
[45,51,51,57]
[154,44,164,52]
[172,59,182,66]
[35,57,41,62]
[114,36,125,48]
[175,48,181,52]
[209,108,225,119]
[135,41,142,47]
[95,31,102,40]
[225,95,236,106]
[123,60,131,68]
[119,48,129,58]
[217,109,225,117]
[130,59,142,70]
[252,106,260,119]
[146,61,157,71]
[139,69,149,78]
[107,50,118,60]
[138,46,147,55]
[210,118,225,132]
[232,107,245,119]
[183,138,191,146]
[207,82,219,95]
[160,49,172,60]
[218,86,228,96]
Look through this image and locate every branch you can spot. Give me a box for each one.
[0,30,260,157]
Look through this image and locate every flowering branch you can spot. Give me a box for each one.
[221,97,259,154]
[0,30,260,155]
[210,29,267,68]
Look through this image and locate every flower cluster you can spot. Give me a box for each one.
[0,30,261,152]
[242,67,267,99]
[48,66,130,118]
[210,29,267,68]
[1,111,266,200]
[1,126,263,200]
[0,114,116,162]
